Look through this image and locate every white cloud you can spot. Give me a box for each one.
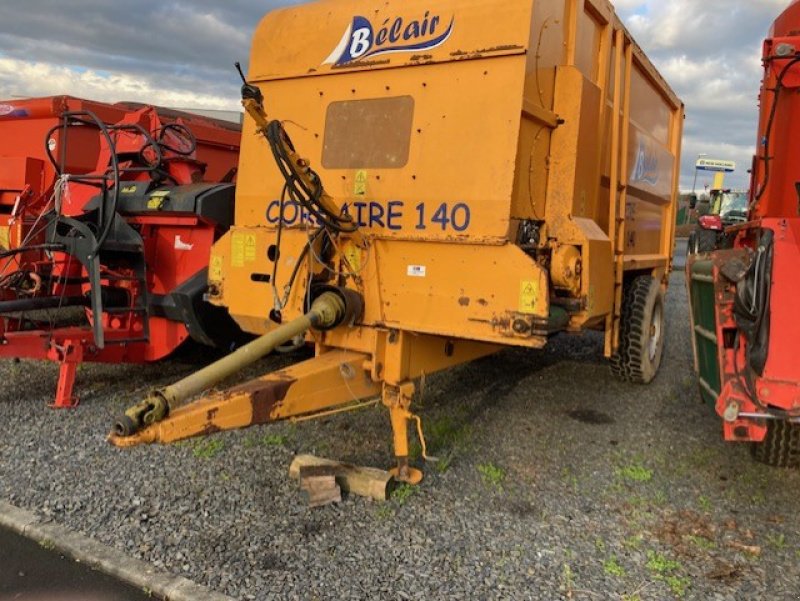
[0,0,794,192]
[618,0,792,190]
[0,57,239,111]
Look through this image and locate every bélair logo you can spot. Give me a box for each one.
[632,139,660,186]
[323,11,455,65]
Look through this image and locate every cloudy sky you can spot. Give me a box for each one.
[0,0,793,190]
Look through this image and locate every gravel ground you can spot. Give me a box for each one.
[1,247,800,600]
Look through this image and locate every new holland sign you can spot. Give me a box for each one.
[696,158,736,173]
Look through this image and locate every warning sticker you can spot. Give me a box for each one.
[231,232,257,268]
[0,226,9,250]
[342,241,362,273]
[354,170,368,196]
[244,235,257,263]
[519,280,539,314]
[147,190,169,210]
[407,265,427,278]
[209,255,223,282]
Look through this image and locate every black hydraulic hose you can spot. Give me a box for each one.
[732,230,798,417]
[44,110,121,259]
[0,295,90,314]
[754,55,800,207]
[113,122,164,171]
[0,244,65,260]
[265,120,357,234]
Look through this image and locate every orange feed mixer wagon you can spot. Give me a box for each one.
[0,96,247,407]
[111,0,684,484]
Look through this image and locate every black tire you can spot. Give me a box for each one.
[610,276,665,384]
[694,228,718,253]
[751,420,800,468]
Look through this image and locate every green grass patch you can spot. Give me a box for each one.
[561,467,579,492]
[428,414,472,449]
[192,439,224,459]
[391,484,417,505]
[688,535,716,551]
[262,433,288,447]
[478,463,505,490]
[560,563,575,596]
[603,555,626,578]
[616,463,654,483]
[646,550,690,598]
[410,413,474,466]
[435,452,455,474]
[594,537,606,552]
[664,575,691,598]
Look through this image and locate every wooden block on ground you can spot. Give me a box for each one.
[299,465,340,481]
[289,455,392,501]
[305,482,342,508]
[298,465,342,508]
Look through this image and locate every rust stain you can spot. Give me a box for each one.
[332,59,390,70]
[458,296,470,307]
[450,45,523,58]
[477,298,489,307]
[206,408,219,422]
[225,375,296,425]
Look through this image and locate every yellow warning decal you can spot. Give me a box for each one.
[209,255,223,282]
[0,227,9,251]
[231,236,244,268]
[342,241,361,273]
[244,235,256,263]
[519,280,539,315]
[231,232,257,268]
[147,190,169,210]
[354,170,368,196]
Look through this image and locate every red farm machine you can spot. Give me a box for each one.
[688,1,800,467]
[0,95,247,407]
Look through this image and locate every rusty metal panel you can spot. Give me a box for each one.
[322,96,414,169]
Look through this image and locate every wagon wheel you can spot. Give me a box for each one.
[751,420,800,468]
[610,276,665,384]
[688,227,718,254]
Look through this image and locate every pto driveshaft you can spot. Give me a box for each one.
[113,291,351,438]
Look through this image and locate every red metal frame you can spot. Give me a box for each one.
[0,96,240,407]
[702,1,800,441]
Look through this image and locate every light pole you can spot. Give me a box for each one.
[692,153,708,194]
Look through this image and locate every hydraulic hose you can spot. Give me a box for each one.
[0,295,90,314]
[113,291,350,437]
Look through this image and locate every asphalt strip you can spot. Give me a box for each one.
[0,500,236,601]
